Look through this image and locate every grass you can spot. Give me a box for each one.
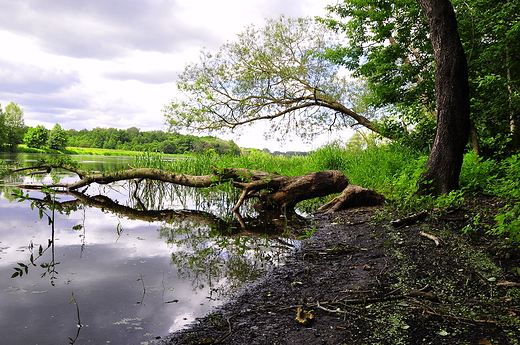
[8,145,187,158]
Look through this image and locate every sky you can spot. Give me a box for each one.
[0,0,352,151]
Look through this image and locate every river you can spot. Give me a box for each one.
[0,153,297,344]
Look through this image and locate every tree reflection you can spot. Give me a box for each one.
[11,182,305,297]
[159,221,297,298]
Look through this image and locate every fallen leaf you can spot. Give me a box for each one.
[295,307,314,324]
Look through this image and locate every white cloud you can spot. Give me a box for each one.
[0,59,81,94]
[0,0,337,150]
[0,0,214,58]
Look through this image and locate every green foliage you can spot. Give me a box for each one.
[306,142,350,171]
[485,155,520,243]
[434,190,465,211]
[66,127,241,155]
[494,204,520,243]
[321,0,434,118]
[164,16,378,141]
[493,154,520,199]
[0,106,6,147]
[24,125,49,148]
[0,158,12,174]
[322,0,520,156]
[307,142,422,193]
[298,224,317,239]
[459,151,500,195]
[47,123,68,151]
[45,155,80,169]
[11,186,61,285]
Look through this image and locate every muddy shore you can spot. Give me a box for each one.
[157,199,520,345]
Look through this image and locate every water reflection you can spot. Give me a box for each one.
[0,157,303,345]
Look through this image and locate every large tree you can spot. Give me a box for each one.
[324,0,470,194]
[47,123,68,151]
[24,125,49,149]
[415,0,470,194]
[164,16,386,142]
[0,105,6,147]
[323,0,520,156]
[2,102,25,150]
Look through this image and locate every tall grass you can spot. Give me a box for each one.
[132,147,520,246]
[132,144,425,213]
[133,143,424,192]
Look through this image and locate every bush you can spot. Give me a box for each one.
[47,124,68,151]
[459,151,499,195]
[24,125,49,148]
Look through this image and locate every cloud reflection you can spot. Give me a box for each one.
[0,174,299,344]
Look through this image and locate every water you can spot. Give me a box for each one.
[0,153,298,344]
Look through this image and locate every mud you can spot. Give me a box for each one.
[157,198,520,345]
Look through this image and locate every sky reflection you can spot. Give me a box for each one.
[0,166,297,345]
[0,199,221,344]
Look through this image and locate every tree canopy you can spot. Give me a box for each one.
[322,0,520,156]
[164,16,384,142]
[47,123,69,151]
[24,125,49,149]
[66,127,242,155]
[0,102,26,150]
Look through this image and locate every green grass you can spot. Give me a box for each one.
[8,145,187,158]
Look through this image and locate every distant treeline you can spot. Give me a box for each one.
[66,127,242,155]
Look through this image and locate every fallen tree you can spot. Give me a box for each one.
[317,184,386,213]
[12,163,384,216]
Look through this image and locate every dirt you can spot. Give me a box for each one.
[156,197,520,345]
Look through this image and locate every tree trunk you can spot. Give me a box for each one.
[416,0,471,195]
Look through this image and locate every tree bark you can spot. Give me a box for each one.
[416,0,471,195]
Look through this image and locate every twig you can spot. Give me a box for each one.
[424,310,502,324]
[316,301,356,315]
[137,275,146,305]
[419,231,440,246]
[497,281,520,287]
[69,292,83,328]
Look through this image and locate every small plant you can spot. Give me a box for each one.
[462,213,483,233]
[434,190,465,212]
[11,185,61,285]
[492,204,520,244]
[298,224,317,239]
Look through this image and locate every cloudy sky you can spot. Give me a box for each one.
[0,0,350,151]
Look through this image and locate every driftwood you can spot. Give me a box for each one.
[13,164,349,216]
[390,211,428,228]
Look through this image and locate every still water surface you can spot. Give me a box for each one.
[0,153,297,344]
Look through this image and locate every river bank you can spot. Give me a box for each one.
[157,198,520,345]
